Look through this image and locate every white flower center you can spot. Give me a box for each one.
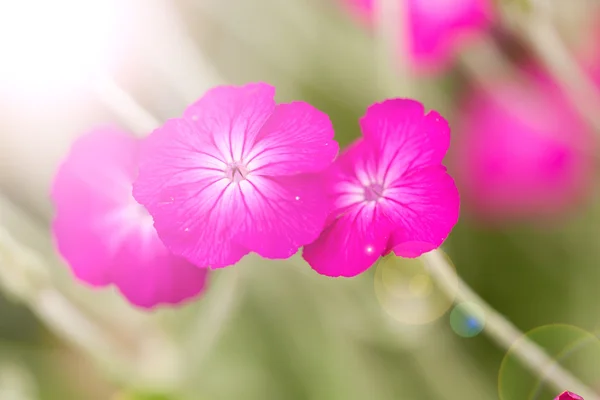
[363,182,384,202]
[225,162,249,183]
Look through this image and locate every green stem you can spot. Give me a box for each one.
[507,0,600,132]
[423,249,599,400]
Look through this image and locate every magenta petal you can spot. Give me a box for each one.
[384,166,460,258]
[52,129,209,309]
[555,392,584,400]
[359,99,450,183]
[135,171,249,268]
[408,0,492,70]
[109,238,209,308]
[133,119,249,269]
[52,130,137,286]
[235,174,329,259]
[303,205,391,277]
[454,77,594,219]
[246,102,338,176]
[183,83,276,163]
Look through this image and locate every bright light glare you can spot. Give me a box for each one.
[0,0,118,92]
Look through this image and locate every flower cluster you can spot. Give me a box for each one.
[51,83,459,308]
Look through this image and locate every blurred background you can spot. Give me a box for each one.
[2,0,600,398]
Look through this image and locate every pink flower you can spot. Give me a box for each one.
[133,83,338,268]
[52,129,209,309]
[303,99,460,277]
[453,74,594,220]
[555,392,584,400]
[340,0,493,72]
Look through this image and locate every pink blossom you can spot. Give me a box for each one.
[340,0,493,72]
[52,129,209,309]
[453,74,595,221]
[133,83,338,269]
[303,99,459,277]
[555,392,584,400]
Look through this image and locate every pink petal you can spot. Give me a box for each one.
[246,102,338,176]
[359,99,450,184]
[408,0,492,71]
[326,139,379,219]
[303,204,392,277]
[383,165,460,257]
[133,119,250,268]
[52,212,113,286]
[149,178,250,269]
[51,130,138,286]
[453,76,594,220]
[234,174,330,259]
[183,83,276,164]
[108,235,209,308]
[303,139,394,277]
[52,129,209,309]
[555,391,584,400]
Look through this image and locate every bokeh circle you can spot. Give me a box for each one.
[374,250,458,325]
[498,324,600,400]
[449,302,486,338]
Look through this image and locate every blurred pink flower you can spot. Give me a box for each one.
[340,0,493,72]
[133,83,338,269]
[52,129,209,309]
[454,73,595,220]
[303,99,459,277]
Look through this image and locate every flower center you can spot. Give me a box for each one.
[226,162,249,183]
[363,183,384,202]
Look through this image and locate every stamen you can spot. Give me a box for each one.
[226,162,249,183]
[363,182,384,202]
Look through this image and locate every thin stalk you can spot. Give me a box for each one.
[183,263,241,376]
[423,249,599,400]
[508,0,600,132]
[374,0,414,98]
[0,225,131,372]
[459,37,600,160]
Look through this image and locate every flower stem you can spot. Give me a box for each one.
[374,0,414,98]
[0,194,179,389]
[182,265,241,375]
[0,221,128,371]
[507,0,600,132]
[423,249,599,400]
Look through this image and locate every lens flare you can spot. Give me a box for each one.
[449,302,485,338]
[499,324,600,400]
[374,250,458,325]
[0,0,119,93]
